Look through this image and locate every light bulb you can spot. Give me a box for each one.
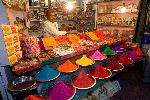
[120,7,126,13]
[66,2,73,11]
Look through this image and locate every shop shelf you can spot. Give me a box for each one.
[30,6,48,9]
[98,0,132,3]
[72,71,119,100]
[41,57,61,66]
[30,20,42,22]
[97,25,134,28]
[98,12,138,15]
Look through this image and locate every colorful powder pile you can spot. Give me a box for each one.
[57,60,78,73]
[26,95,46,100]
[118,53,134,65]
[85,32,99,41]
[120,43,130,50]
[35,65,59,81]
[55,36,70,43]
[102,47,116,55]
[42,37,58,50]
[94,31,106,41]
[78,33,92,41]
[76,55,94,66]
[48,81,75,100]
[128,50,141,60]
[67,34,80,43]
[135,47,144,56]
[89,65,112,79]
[90,50,107,61]
[72,70,96,89]
[106,56,124,71]
[112,46,123,53]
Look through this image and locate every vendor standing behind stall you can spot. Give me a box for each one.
[42,9,66,37]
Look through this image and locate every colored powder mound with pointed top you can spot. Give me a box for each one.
[106,56,124,71]
[67,34,80,43]
[48,81,75,100]
[55,36,70,43]
[78,33,92,41]
[128,50,141,60]
[102,47,116,55]
[35,65,59,81]
[57,60,78,73]
[120,43,130,50]
[90,65,111,79]
[42,37,58,49]
[112,46,123,53]
[85,32,99,41]
[95,31,106,40]
[90,50,106,61]
[135,47,144,56]
[118,53,133,65]
[76,55,94,66]
[72,70,95,89]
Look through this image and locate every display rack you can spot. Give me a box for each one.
[35,42,122,100]
[97,0,140,37]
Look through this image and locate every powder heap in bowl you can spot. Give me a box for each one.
[94,31,106,41]
[78,33,92,41]
[55,36,70,43]
[35,65,59,82]
[128,50,141,61]
[76,55,94,66]
[112,46,123,53]
[102,47,116,55]
[67,34,80,43]
[57,60,78,73]
[118,53,133,65]
[72,70,96,89]
[106,56,124,71]
[89,65,112,79]
[120,43,130,50]
[90,50,107,61]
[85,32,99,41]
[48,81,75,100]
[135,47,144,56]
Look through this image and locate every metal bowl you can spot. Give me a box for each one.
[8,76,36,92]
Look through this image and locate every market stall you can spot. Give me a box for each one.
[0,0,147,100]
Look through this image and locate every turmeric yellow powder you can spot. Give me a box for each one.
[76,55,94,66]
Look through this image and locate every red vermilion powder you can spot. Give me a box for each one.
[78,33,92,41]
[90,65,111,79]
[135,47,144,56]
[94,31,106,40]
[106,56,124,71]
[55,36,70,43]
[72,70,95,88]
[120,43,130,50]
[118,53,133,65]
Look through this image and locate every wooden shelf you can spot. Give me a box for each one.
[30,6,48,9]
[30,20,42,22]
[144,32,150,34]
[97,24,134,28]
[98,0,131,3]
[98,12,138,15]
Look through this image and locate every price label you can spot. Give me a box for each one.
[98,85,108,99]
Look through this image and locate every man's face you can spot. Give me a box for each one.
[47,13,56,23]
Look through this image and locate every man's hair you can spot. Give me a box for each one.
[46,9,56,16]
